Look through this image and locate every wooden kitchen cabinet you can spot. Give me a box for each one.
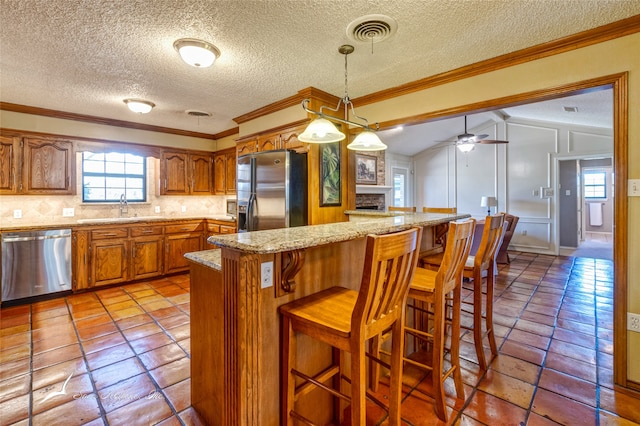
[206,219,237,239]
[160,150,213,195]
[164,221,204,274]
[131,235,164,280]
[213,147,236,195]
[22,137,74,194]
[0,134,74,195]
[72,230,90,291]
[0,135,19,194]
[91,238,129,287]
[256,124,308,153]
[236,139,257,157]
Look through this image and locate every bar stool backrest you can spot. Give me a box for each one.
[474,214,506,270]
[422,207,458,214]
[437,219,476,293]
[388,206,417,212]
[354,227,423,339]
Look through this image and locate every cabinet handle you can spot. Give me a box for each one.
[142,229,154,234]
[133,246,136,258]
[102,233,118,237]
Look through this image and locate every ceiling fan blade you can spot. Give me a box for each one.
[477,139,509,144]
[475,134,489,140]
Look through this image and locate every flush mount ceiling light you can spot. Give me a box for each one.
[123,99,155,114]
[173,38,220,68]
[300,45,387,151]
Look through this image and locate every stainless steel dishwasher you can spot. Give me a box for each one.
[1,229,72,302]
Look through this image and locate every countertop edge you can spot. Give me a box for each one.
[206,213,470,255]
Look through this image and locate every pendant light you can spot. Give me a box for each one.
[300,45,386,151]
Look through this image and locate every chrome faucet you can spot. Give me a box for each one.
[119,193,129,217]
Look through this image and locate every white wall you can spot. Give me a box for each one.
[412,117,613,255]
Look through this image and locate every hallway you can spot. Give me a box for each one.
[1,252,639,425]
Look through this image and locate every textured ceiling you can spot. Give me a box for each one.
[1,1,638,148]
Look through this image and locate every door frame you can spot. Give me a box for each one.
[376,72,630,388]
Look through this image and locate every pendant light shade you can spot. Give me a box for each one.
[347,130,387,151]
[174,38,220,68]
[298,118,346,143]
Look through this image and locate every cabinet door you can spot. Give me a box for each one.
[22,137,74,194]
[190,154,213,194]
[225,151,236,194]
[131,236,164,280]
[257,133,279,151]
[281,126,308,153]
[0,135,18,194]
[213,153,227,195]
[91,239,128,286]
[160,151,189,195]
[165,233,203,273]
[236,140,257,157]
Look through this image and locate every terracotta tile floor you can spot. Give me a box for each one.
[2,253,640,425]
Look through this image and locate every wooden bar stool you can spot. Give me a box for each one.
[279,227,423,426]
[371,219,476,421]
[421,214,505,370]
[422,207,457,214]
[388,206,416,212]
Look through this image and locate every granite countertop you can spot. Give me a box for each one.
[0,215,236,232]
[184,249,222,271]
[204,212,469,255]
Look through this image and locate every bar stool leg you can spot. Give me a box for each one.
[389,319,404,425]
[472,269,487,370]
[350,346,367,425]
[486,268,498,358]
[281,316,295,426]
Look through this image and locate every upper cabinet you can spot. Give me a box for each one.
[22,137,74,194]
[256,124,308,153]
[0,135,18,194]
[160,150,213,195]
[213,147,236,195]
[0,134,75,195]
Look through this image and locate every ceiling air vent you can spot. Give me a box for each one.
[347,14,398,44]
[185,109,212,117]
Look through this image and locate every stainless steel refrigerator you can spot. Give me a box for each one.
[237,150,307,232]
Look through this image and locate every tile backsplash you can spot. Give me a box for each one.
[0,157,233,227]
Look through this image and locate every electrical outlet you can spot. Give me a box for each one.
[62,208,74,217]
[181,205,187,213]
[628,313,640,332]
[13,209,22,219]
[261,261,273,289]
[154,206,161,213]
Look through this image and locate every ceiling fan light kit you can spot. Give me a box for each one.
[174,38,221,68]
[123,98,155,114]
[300,45,386,151]
[455,116,508,152]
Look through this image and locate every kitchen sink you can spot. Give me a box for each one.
[76,216,166,224]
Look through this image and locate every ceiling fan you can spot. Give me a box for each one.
[454,116,508,152]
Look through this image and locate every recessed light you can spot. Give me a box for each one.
[174,38,220,68]
[123,99,155,114]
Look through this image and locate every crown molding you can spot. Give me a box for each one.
[352,14,640,107]
[0,102,217,140]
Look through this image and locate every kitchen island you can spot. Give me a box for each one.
[185,212,468,425]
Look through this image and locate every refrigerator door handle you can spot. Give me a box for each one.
[246,194,256,232]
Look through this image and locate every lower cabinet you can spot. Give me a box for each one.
[165,233,203,273]
[131,236,164,280]
[73,220,204,291]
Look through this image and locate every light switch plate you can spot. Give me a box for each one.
[13,209,22,219]
[629,179,640,197]
[154,206,161,213]
[62,208,75,217]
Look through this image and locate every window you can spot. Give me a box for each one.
[82,152,146,202]
[583,171,606,199]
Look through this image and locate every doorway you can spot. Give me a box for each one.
[558,157,614,260]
